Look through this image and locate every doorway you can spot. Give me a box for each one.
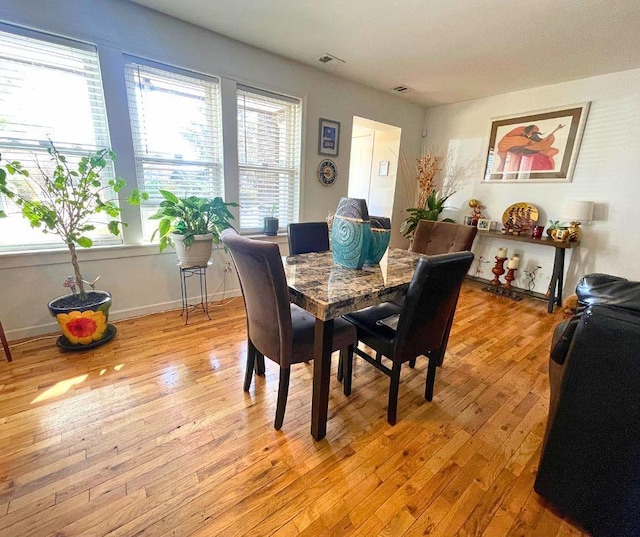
[348,116,401,219]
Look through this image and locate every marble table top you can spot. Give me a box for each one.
[283,248,422,321]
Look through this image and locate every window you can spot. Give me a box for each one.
[124,59,224,240]
[0,25,116,250]
[237,86,301,232]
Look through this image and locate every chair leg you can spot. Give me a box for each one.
[244,340,257,391]
[425,359,437,402]
[387,362,402,425]
[337,353,343,382]
[274,367,291,430]
[342,345,354,396]
[0,322,11,363]
[255,351,265,376]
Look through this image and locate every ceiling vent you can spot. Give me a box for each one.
[315,53,345,66]
[392,85,412,93]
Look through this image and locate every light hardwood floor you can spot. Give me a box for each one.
[0,281,589,536]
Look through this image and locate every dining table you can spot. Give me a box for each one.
[282,247,422,440]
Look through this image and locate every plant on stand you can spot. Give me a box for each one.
[399,147,455,239]
[142,190,238,266]
[0,142,146,348]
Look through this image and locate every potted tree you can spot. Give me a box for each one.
[0,142,145,349]
[145,190,238,266]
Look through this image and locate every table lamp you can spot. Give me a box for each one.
[563,201,594,241]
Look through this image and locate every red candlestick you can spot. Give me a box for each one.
[505,268,516,288]
[491,256,506,286]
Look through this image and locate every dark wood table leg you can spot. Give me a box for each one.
[0,322,12,362]
[556,248,565,308]
[311,318,334,440]
[547,247,566,313]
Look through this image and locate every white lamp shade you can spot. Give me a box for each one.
[563,200,594,222]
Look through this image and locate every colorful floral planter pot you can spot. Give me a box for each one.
[48,291,114,349]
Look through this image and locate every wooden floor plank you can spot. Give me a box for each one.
[0,284,590,536]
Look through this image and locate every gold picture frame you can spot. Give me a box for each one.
[483,103,590,183]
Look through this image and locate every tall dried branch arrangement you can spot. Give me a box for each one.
[415,146,445,209]
[400,146,445,209]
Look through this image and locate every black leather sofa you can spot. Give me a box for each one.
[534,273,640,536]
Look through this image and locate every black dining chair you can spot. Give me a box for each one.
[221,229,356,430]
[342,251,474,424]
[287,222,330,255]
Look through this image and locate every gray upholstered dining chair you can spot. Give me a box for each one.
[287,222,330,255]
[221,229,356,430]
[342,251,474,424]
[410,219,477,255]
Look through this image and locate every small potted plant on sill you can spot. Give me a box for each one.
[263,204,279,236]
[144,190,238,266]
[0,142,146,350]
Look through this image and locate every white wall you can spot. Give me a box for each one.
[425,68,640,295]
[348,118,402,219]
[368,128,401,219]
[0,0,426,339]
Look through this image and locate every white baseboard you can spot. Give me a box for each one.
[5,287,242,341]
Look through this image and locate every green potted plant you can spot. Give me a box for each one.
[400,190,455,239]
[145,190,238,266]
[546,219,568,239]
[263,203,278,236]
[0,142,144,349]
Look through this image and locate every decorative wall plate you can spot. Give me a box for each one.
[501,202,539,234]
[318,159,337,186]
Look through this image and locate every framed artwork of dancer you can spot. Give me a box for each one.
[483,102,590,183]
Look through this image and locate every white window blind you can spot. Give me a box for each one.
[237,86,301,232]
[124,58,224,241]
[0,25,117,251]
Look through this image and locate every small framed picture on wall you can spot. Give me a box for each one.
[318,118,340,157]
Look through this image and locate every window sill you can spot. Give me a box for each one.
[0,243,172,269]
[244,233,288,245]
[0,233,288,269]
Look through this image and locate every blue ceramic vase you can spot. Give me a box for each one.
[332,197,371,269]
[365,216,391,264]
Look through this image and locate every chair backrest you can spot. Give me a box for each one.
[287,222,330,255]
[410,220,477,255]
[221,230,292,365]
[394,251,474,362]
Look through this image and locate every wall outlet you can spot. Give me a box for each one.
[224,261,232,274]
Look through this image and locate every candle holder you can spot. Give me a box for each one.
[491,256,507,287]
[525,266,542,293]
[483,256,522,301]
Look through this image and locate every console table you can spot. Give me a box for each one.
[476,230,580,313]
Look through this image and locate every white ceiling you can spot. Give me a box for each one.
[129,0,640,107]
